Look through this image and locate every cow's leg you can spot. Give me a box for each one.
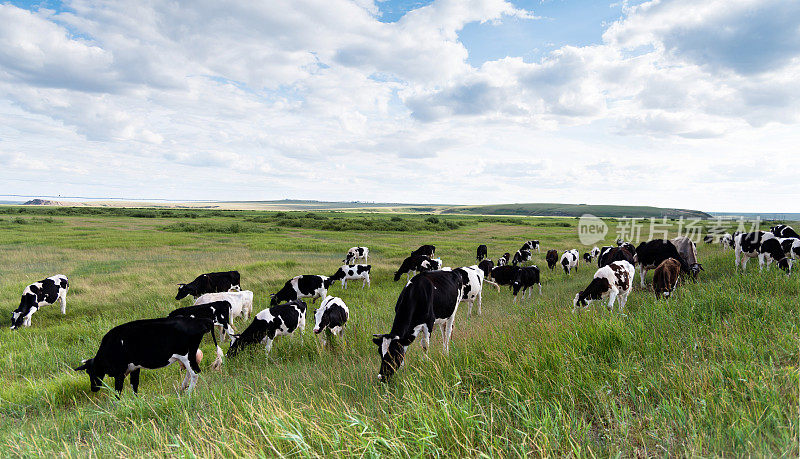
[59,293,67,315]
[342,279,347,289]
[742,256,749,271]
[618,292,629,316]
[130,369,141,394]
[538,283,542,295]
[443,316,456,355]
[365,274,371,288]
[114,375,125,395]
[420,326,430,355]
[639,266,647,287]
[264,337,274,356]
[476,291,482,315]
[606,290,618,311]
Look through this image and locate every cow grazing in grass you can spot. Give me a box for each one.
[634,240,690,287]
[343,247,369,265]
[512,249,532,266]
[497,253,510,267]
[670,236,703,277]
[11,274,68,330]
[478,259,494,280]
[169,301,236,342]
[779,238,800,261]
[720,233,734,250]
[394,255,440,281]
[228,300,307,357]
[410,245,436,258]
[454,265,486,316]
[490,265,520,288]
[653,258,681,299]
[770,225,800,239]
[313,296,349,347]
[583,252,593,263]
[590,246,601,259]
[74,317,221,395]
[194,290,254,321]
[545,249,558,270]
[476,244,488,262]
[176,271,240,300]
[521,240,540,253]
[372,270,463,381]
[512,266,541,303]
[331,264,371,288]
[271,275,334,305]
[734,231,776,271]
[573,261,634,314]
[560,250,579,275]
[758,238,793,274]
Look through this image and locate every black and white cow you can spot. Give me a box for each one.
[372,270,463,381]
[521,240,540,253]
[757,238,793,274]
[720,233,734,250]
[394,255,441,281]
[590,246,601,259]
[573,260,635,314]
[453,265,487,316]
[560,249,579,275]
[734,231,776,271]
[194,290,254,321]
[583,252,593,263]
[634,240,690,287]
[512,249,532,266]
[176,271,240,300]
[228,300,307,357]
[779,237,800,261]
[477,259,494,280]
[330,264,371,288]
[476,244,488,262]
[598,246,635,268]
[410,244,436,258]
[512,266,541,303]
[313,296,349,347]
[169,300,236,342]
[270,275,334,305]
[770,225,800,239]
[11,274,68,330]
[490,265,520,288]
[343,246,369,265]
[74,316,222,395]
[545,249,558,270]
[497,253,510,267]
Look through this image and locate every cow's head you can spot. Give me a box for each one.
[313,303,334,334]
[372,334,414,381]
[175,283,195,300]
[330,268,346,281]
[778,258,793,275]
[269,293,280,306]
[74,358,104,392]
[690,263,704,277]
[10,294,35,330]
[393,271,403,282]
[323,277,336,289]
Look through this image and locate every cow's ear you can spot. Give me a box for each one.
[372,334,384,345]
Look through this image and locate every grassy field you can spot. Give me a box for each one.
[0,209,797,456]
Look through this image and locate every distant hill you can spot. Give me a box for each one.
[23,199,63,206]
[439,203,712,219]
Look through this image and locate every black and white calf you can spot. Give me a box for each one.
[372,270,463,381]
[573,260,635,314]
[271,275,334,305]
[331,264,371,288]
[634,240,691,287]
[313,296,349,347]
[757,238,793,274]
[512,249,532,266]
[560,250,579,275]
[521,240,540,253]
[228,300,307,357]
[410,244,436,258]
[734,231,776,271]
[169,301,236,343]
[497,252,510,267]
[583,252,593,263]
[343,246,369,265]
[720,233,734,250]
[11,274,68,330]
[770,225,800,239]
[590,246,601,259]
[476,244,488,262]
[454,265,487,316]
[194,290,254,321]
[176,271,240,300]
[545,249,558,270]
[779,238,800,260]
[512,266,541,303]
[394,255,441,281]
[74,317,221,395]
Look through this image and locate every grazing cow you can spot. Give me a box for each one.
[545,249,558,270]
[313,296,349,347]
[497,252,510,267]
[270,275,334,305]
[634,240,691,287]
[477,259,494,280]
[331,264,371,289]
[74,317,222,395]
[343,247,369,265]
[653,258,681,299]
[670,236,703,277]
[703,234,715,244]
[11,274,68,330]
[560,250,579,275]
[410,244,436,258]
[176,271,240,300]
[583,252,592,263]
[720,233,734,250]
[779,237,800,260]
[476,244,488,262]
[491,265,520,288]
[734,231,776,271]
[521,240,540,253]
[512,249,532,266]
[228,300,307,357]
[770,224,800,239]
[394,255,441,281]
[573,260,635,314]
[590,246,601,259]
[372,270,463,381]
[194,290,254,321]
[453,265,486,316]
[758,238,793,274]
[169,300,236,342]
[597,246,635,269]
[512,266,541,303]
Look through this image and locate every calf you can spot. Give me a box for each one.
[176,271,240,300]
[410,244,436,258]
[512,266,541,303]
[635,240,690,286]
[74,317,221,395]
[770,225,800,239]
[583,252,592,263]
[331,264,371,288]
[521,240,540,253]
[194,290,254,321]
[343,246,369,265]
[477,259,494,280]
[734,231,776,271]
[590,246,601,259]
[490,265,520,288]
[372,270,463,381]
[653,258,681,299]
[270,275,334,305]
[779,237,800,260]
[560,250,579,275]
[11,274,68,330]
[476,244,488,262]
[545,249,558,270]
[228,300,307,357]
[758,238,793,274]
[512,249,532,266]
[573,260,634,314]
[497,253,510,267]
[313,296,349,347]
[169,301,236,342]
[394,255,440,281]
[454,265,485,315]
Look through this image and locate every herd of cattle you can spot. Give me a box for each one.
[9,224,800,392]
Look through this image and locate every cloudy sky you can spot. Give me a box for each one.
[1,0,798,211]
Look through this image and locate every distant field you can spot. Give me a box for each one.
[441,203,712,219]
[0,208,797,456]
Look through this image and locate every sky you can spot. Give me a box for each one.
[0,0,798,212]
